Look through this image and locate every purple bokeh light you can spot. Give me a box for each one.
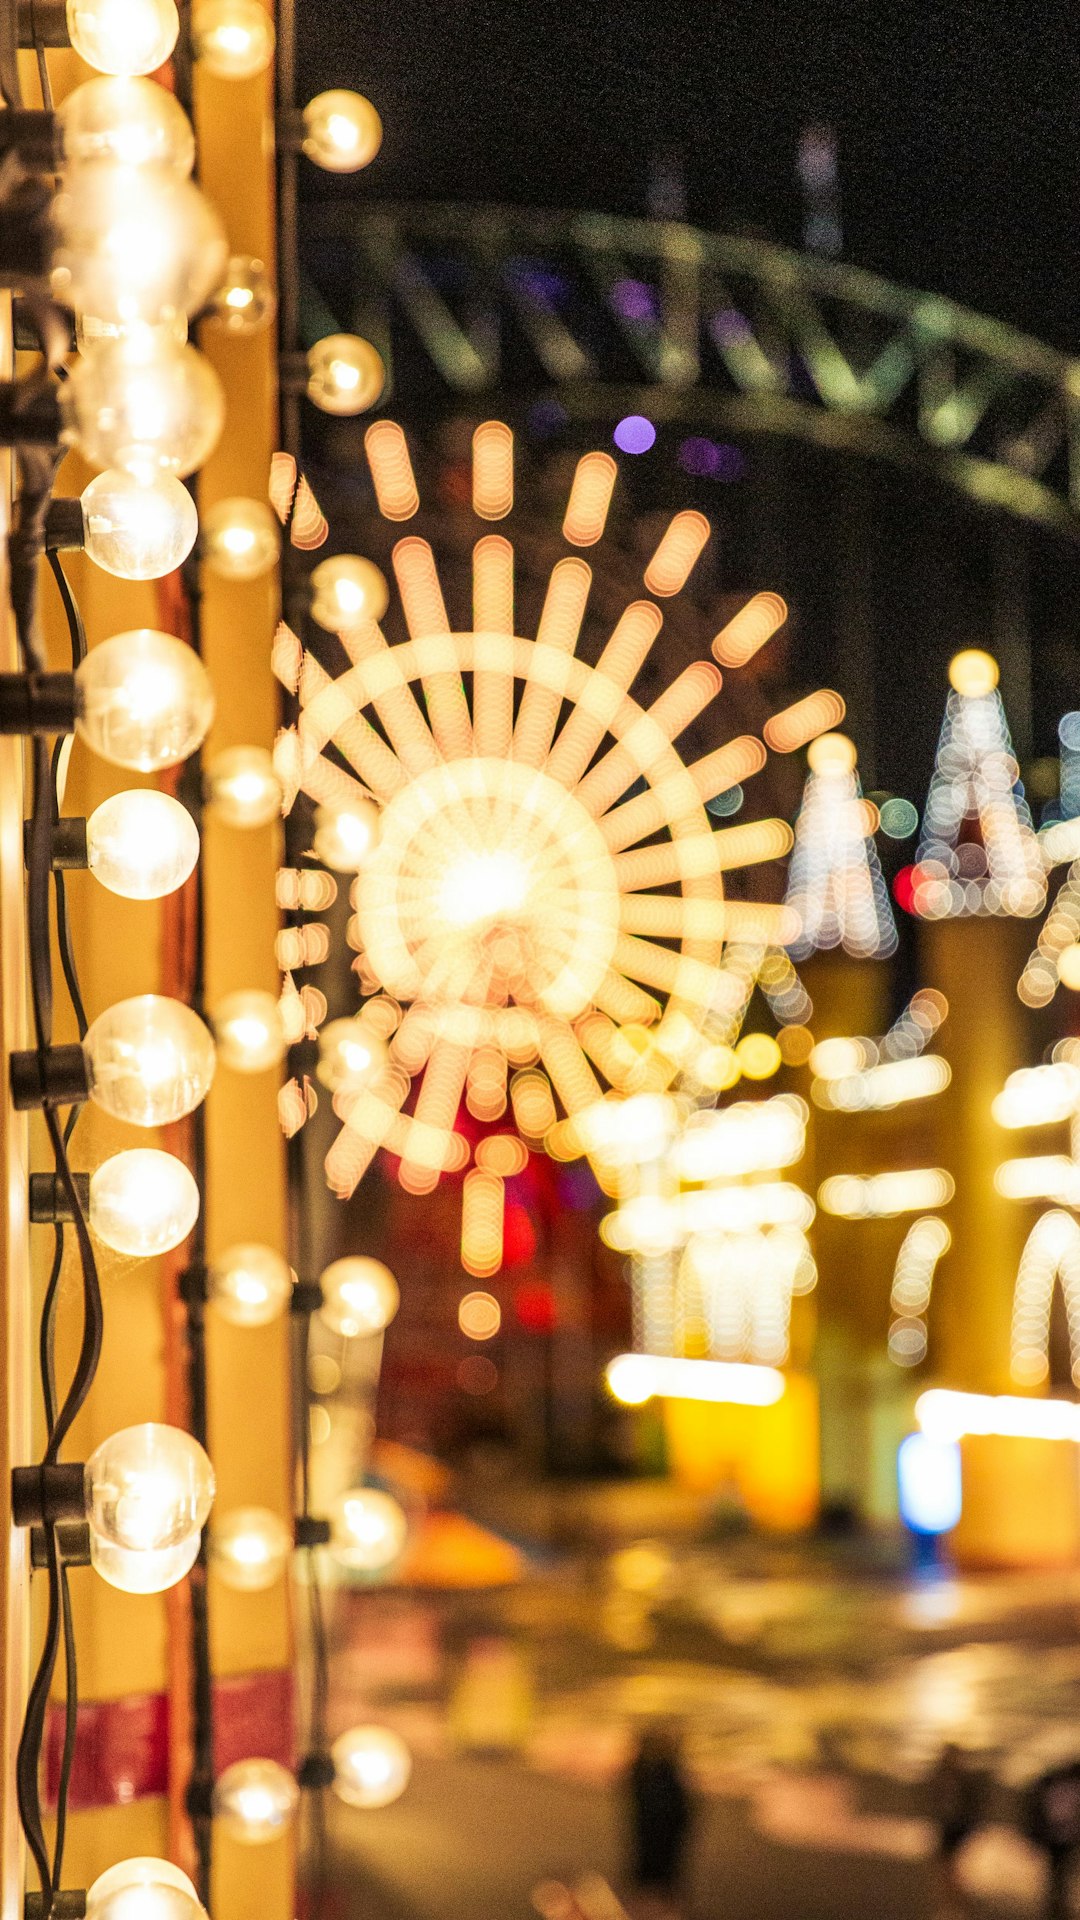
[613,415,657,455]
[611,278,658,323]
[677,436,746,482]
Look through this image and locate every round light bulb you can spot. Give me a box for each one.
[948,648,1000,697]
[66,0,179,74]
[201,497,280,581]
[75,631,215,771]
[85,1421,214,1593]
[212,990,287,1072]
[86,789,199,898]
[301,90,382,173]
[212,1759,299,1843]
[209,1242,293,1327]
[315,1018,387,1095]
[192,0,275,77]
[319,1257,399,1339]
[807,730,857,776]
[52,164,228,331]
[205,255,276,335]
[313,799,380,871]
[306,335,385,417]
[58,78,194,172]
[331,1726,411,1809]
[328,1487,407,1574]
[309,554,388,631]
[85,994,215,1126]
[211,1506,291,1591]
[80,470,198,580]
[87,1858,202,1920]
[204,746,281,828]
[63,336,225,479]
[89,1147,200,1257]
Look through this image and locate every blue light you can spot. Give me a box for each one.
[897,1432,962,1536]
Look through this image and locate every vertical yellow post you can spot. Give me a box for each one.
[922,916,1029,1393]
[0,293,32,1920]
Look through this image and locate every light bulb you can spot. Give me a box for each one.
[328,1487,407,1574]
[84,1421,214,1593]
[58,77,194,172]
[212,1759,299,1843]
[87,1858,203,1920]
[316,1018,387,1094]
[212,991,287,1072]
[52,164,228,331]
[192,0,275,77]
[331,1726,411,1809]
[211,1506,291,1591]
[86,790,199,898]
[301,90,382,173]
[204,255,276,335]
[208,1242,293,1327]
[66,0,179,75]
[309,555,388,631]
[313,798,380,871]
[80,470,198,580]
[84,995,215,1126]
[75,631,215,771]
[318,1256,398,1338]
[62,335,225,478]
[201,497,280,581]
[204,746,281,828]
[306,335,385,417]
[89,1147,200,1257]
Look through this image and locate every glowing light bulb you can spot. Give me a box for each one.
[211,1506,291,1591]
[58,77,195,172]
[948,648,1000,696]
[318,1256,398,1338]
[89,1148,200,1257]
[204,255,276,335]
[316,1018,388,1094]
[87,1858,203,1920]
[192,0,275,77]
[84,1422,214,1593]
[86,790,199,898]
[75,631,215,771]
[85,994,215,1126]
[306,335,385,417]
[212,990,287,1072]
[212,1759,299,1842]
[301,90,382,173]
[328,1487,407,1574]
[201,497,280,581]
[204,746,281,828]
[309,554,388,631]
[313,798,380,871]
[62,336,226,479]
[52,164,228,331]
[209,1243,293,1327]
[438,850,529,927]
[80,470,198,580]
[331,1726,411,1809]
[66,0,178,74]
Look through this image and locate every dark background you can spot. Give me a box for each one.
[297,0,1080,352]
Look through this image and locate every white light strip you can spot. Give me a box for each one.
[916,1387,1080,1444]
[605,1353,785,1407]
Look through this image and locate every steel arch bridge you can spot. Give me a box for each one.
[301,200,1080,540]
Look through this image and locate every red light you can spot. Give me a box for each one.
[893,864,918,914]
[513,1281,556,1334]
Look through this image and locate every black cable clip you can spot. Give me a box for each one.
[297,1751,335,1792]
[25,1889,87,1920]
[294,1515,331,1549]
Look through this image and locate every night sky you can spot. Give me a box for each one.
[298,0,1080,355]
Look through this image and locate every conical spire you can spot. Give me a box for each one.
[784,732,897,959]
[912,649,1045,920]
